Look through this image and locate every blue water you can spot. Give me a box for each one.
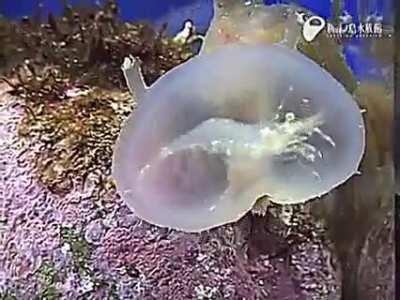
[0,0,380,30]
[0,0,393,80]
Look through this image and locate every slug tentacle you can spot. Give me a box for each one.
[121,55,147,100]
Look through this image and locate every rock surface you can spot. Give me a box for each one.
[0,85,342,299]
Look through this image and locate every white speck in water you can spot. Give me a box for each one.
[339,10,353,24]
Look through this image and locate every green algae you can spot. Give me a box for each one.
[36,262,61,300]
[297,32,358,93]
[60,227,93,273]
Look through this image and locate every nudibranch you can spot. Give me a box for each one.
[112,41,365,232]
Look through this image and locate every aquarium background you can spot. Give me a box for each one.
[0,0,395,22]
[0,1,395,299]
[0,0,395,80]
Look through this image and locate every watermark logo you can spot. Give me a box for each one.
[326,22,383,39]
[296,11,385,42]
[303,16,326,42]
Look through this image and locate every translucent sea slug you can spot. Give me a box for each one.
[112,42,365,232]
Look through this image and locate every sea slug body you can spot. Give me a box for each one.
[112,43,365,232]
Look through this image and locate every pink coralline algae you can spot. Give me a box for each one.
[93,213,340,300]
[0,84,341,299]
